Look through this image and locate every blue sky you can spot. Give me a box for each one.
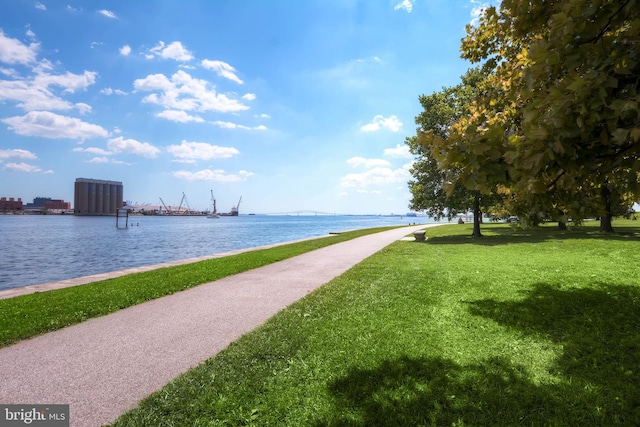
[0,0,497,215]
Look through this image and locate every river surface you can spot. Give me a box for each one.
[0,214,433,291]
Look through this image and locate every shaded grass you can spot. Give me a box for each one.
[112,219,640,426]
[0,226,398,348]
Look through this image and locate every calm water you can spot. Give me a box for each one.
[0,214,432,291]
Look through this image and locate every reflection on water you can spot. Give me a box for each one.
[0,215,431,290]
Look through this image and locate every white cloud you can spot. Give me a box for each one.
[119,45,131,56]
[211,120,266,130]
[149,41,193,62]
[172,169,254,182]
[0,29,39,64]
[98,9,117,19]
[156,110,204,123]
[35,2,46,10]
[394,0,414,13]
[383,143,412,158]
[101,87,127,96]
[73,146,112,156]
[3,162,52,174]
[242,93,256,101]
[107,136,160,158]
[134,70,249,114]
[75,102,92,114]
[0,148,38,160]
[340,166,411,188]
[167,140,239,162]
[87,157,129,165]
[33,70,97,93]
[258,113,270,119]
[347,156,392,168]
[2,111,108,140]
[201,59,243,84]
[360,115,403,132]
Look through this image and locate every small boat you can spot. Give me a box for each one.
[207,190,220,218]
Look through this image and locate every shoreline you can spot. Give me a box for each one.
[0,233,338,301]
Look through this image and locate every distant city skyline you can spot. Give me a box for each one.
[0,1,498,215]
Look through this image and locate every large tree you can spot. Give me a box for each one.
[407,68,500,237]
[461,0,640,232]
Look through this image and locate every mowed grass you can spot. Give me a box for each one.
[112,220,640,426]
[0,226,398,348]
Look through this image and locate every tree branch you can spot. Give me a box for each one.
[588,0,633,44]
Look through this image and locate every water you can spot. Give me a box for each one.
[0,214,432,291]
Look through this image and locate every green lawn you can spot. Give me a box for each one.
[112,220,640,426]
[0,226,397,348]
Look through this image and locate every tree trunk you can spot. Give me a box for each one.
[599,184,614,233]
[472,193,483,238]
[558,209,567,230]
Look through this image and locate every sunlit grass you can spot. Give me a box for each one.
[113,219,640,426]
[0,226,398,348]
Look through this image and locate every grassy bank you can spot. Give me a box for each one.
[0,226,398,348]
[113,220,640,426]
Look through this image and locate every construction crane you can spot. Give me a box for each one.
[180,192,192,214]
[231,196,242,216]
[159,197,171,215]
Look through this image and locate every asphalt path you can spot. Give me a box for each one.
[0,224,438,426]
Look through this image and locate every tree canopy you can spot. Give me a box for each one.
[407,0,639,234]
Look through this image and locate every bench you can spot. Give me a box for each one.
[413,230,427,242]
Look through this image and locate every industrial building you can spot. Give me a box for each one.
[0,197,23,212]
[74,178,123,216]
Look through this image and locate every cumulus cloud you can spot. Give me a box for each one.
[347,156,392,169]
[107,136,160,158]
[0,148,38,161]
[156,110,204,123]
[340,165,411,188]
[149,41,193,62]
[0,29,39,64]
[35,2,46,10]
[167,140,239,163]
[3,162,52,174]
[98,9,117,19]
[73,146,112,156]
[394,0,414,13]
[201,59,243,84]
[134,70,249,114]
[242,93,256,101]
[172,169,254,182]
[119,45,131,56]
[360,115,403,132]
[33,70,97,93]
[0,65,97,111]
[2,111,108,140]
[383,143,412,158]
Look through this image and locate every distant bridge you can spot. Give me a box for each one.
[258,210,340,216]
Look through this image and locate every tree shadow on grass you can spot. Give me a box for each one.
[426,224,640,246]
[318,284,640,426]
[319,356,570,426]
[467,283,640,424]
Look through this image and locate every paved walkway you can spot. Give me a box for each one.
[0,224,437,426]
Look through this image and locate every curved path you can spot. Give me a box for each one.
[0,224,437,426]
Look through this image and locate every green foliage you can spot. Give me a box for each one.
[460,0,640,230]
[407,67,504,235]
